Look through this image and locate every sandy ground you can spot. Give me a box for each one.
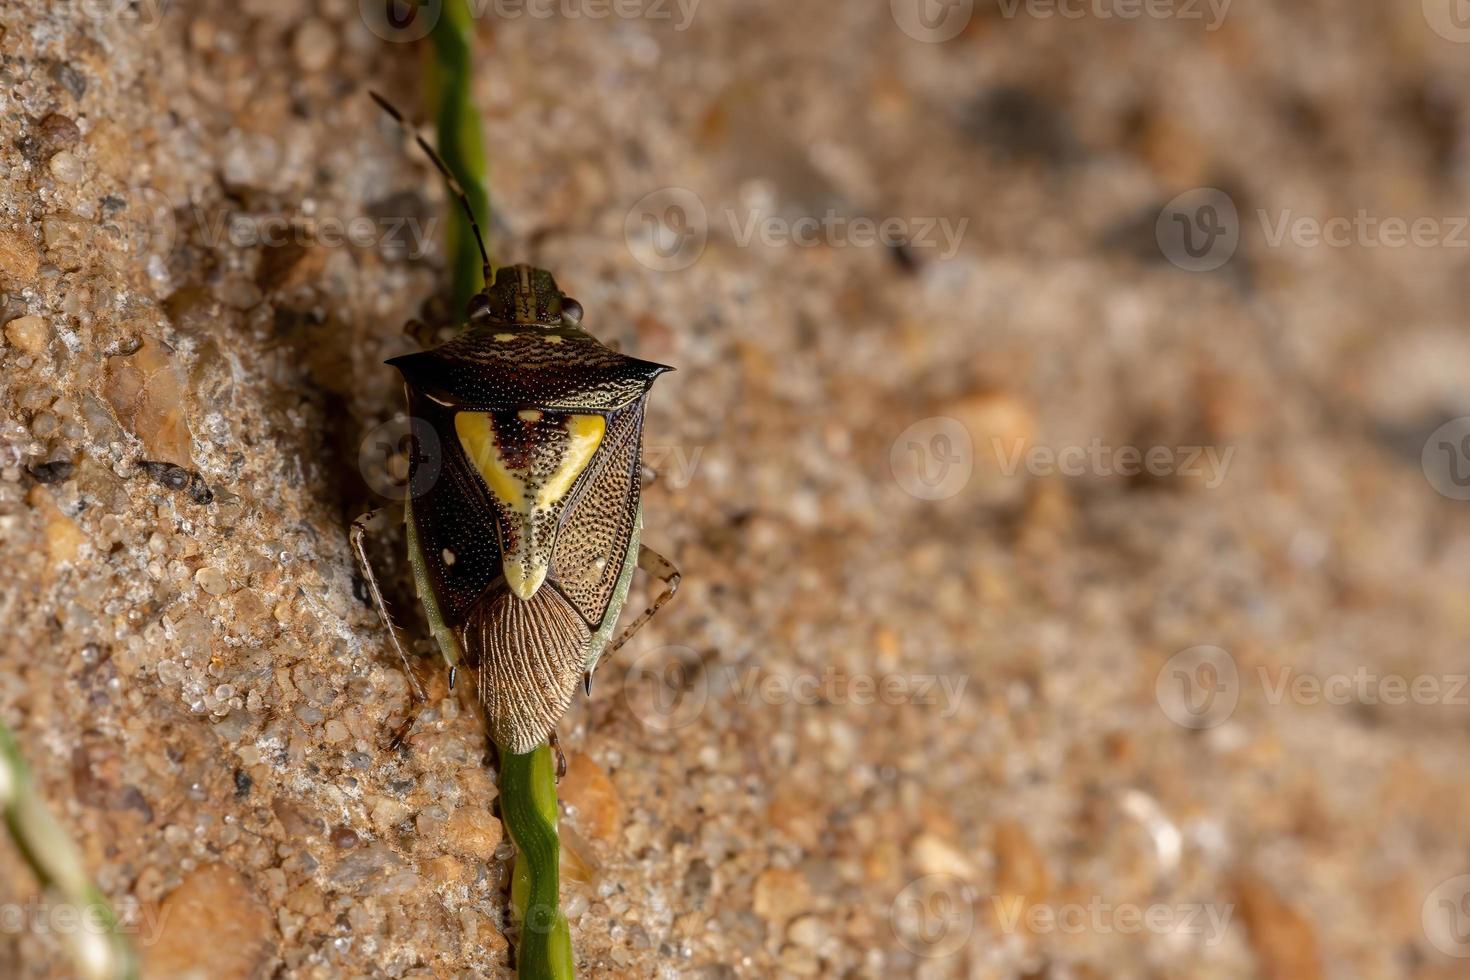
[3,1,1470,977]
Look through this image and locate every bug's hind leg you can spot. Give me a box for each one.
[351,507,428,748]
[603,544,681,659]
[548,730,568,783]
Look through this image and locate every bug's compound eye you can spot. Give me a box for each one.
[467,292,492,321]
[560,298,584,327]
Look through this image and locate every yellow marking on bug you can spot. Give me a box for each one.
[534,413,605,507]
[495,332,515,341]
[518,409,543,422]
[545,335,563,345]
[454,411,607,600]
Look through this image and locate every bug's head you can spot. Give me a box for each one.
[467,264,585,330]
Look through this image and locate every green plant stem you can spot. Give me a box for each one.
[427,0,493,311]
[500,744,574,979]
[0,723,139,980]
[423,9,573,977]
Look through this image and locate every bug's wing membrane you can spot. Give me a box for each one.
[551,401,644,628]
[406,391,503,626]
[467,586,591,753]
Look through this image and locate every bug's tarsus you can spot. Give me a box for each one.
[448,665,458,691]
[583,671,593,696]
[548,731,567,782]
[387,710,419,752]
[368,89,493,292]
[351,508,430,746]
[604,544,681,658]
[403,317,441,348]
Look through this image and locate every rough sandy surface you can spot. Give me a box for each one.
[2,1,1470,977]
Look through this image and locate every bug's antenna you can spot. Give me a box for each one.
[369,90,492,291]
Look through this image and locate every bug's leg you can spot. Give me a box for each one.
[351,508,428,747]
[604,545,681,658]
[403,318,439,349]
[548,731,567,783]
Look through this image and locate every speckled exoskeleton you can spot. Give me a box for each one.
[353,96,679,757]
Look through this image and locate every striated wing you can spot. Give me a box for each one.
[466,585,591,753]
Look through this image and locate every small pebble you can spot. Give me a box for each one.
[49,151,84,184]
[442,806,504,861]
[753,867,814,926]
[788,915,826,949]
[293,19,337,73]
[5,316,50,354]
[38,113,81,153]
[195,566,229,595]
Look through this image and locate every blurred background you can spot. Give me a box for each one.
[1,0,1469,977]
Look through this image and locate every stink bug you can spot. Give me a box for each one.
[354,94,680,755]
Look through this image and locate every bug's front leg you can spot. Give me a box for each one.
[604,544,681,658]
[351,507,428,747]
